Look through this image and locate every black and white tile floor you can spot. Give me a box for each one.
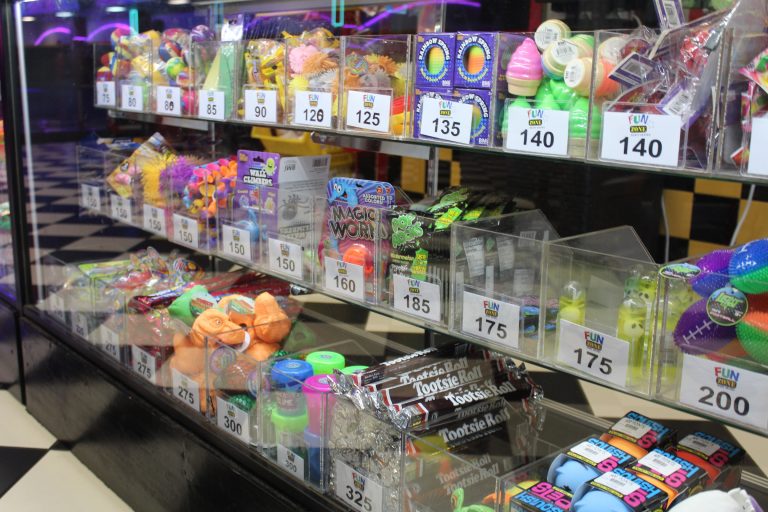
[1,142,765,508]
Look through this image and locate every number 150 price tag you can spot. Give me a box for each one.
[419,97,473,145]
[601,112,681,167]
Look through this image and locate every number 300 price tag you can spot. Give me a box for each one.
[419,96,473,145]
[346,90,391,133]
[393,274,442,323]
[460,290,520,348]
[216,397,250,444]
[557,319,629,387]
[600,112,681,167]
[335,461,383,512]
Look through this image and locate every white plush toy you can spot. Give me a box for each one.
[669,488,763,512]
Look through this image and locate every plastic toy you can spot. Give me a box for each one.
[534,19,572,52]
[674,299,736,355]
[690,249,733,297]
[454,32,496,89]
[415,33,455,87]
[571,489,629,512]
[736,293,768,364]
[505,38,542,96]
[668,488,763,512]
[729,239,768,294]
[558,280,586,325]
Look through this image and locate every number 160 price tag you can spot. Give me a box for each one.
[419,97,473,145]
[601,112,681,167]
[325,257,364,301]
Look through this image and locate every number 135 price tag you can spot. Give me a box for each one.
[346,90,391,133]
[419,97,473,145]
[393,274,442,323]
[557,319,629,387]
[505,107,570,156]
[461,291,520,348]
[601,112,681,167]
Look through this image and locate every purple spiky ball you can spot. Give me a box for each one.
[689,249,733,297]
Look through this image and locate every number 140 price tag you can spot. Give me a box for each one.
[505,107,570,156]
[601,112,681,167]
[419,97,473,145]
[557,319,629,387]
[461,291,520,348]
[393,274,442,323]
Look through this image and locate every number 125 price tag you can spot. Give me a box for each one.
[419,97,473,145]
[346,90,391,133]
[601,112,681,167]
[505,107,569,156]
[461,290,520,348]
[393,274,442,323]
[557,319,629,387]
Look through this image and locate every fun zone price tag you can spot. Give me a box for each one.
[155,86,181,116]
[96,81,115,107]
[100,326,121,362]
[216,397,250,444]
[72,312,89,339]
[110,194,132,224]
[335,461,383,512]
[505,107,570,156]
[325,257,364,301]
[294,90,333,128]
[346,90,391,133]
[221,224,252,261]
[747,117,768,176]
[80,184,101,212]
[268,238,303,280]
[171,368,200,412]
[557,319,630,387]
[419,96,473,145]
[679,354,768,430]
[243,89,278,123]
[173,214,200,248]
[461,290,520,348]
[143,204,166,236]
[131,345,156,383]
[198,89,225,120]
[393,274,442,323]
[601,112,681,167]
[120,84,144,112]
[277,444,305,481]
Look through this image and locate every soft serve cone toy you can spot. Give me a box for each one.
[506,38,543,97]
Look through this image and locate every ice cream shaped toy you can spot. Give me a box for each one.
[506,38,543,96]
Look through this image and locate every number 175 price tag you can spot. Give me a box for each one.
[505,107,569,156]
[557,319,629,387]
[460,291,520,348]
[419,97,473,145]
[600,112,681,167]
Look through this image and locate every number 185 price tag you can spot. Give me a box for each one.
[460,290,520,348]
[419,97,473,145]
[393,274,442,323]
[346,90,391,133]
[600,112,681,167]
[505,107,570,156]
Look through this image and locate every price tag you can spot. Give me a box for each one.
[268,238,303,280]
[100,326,121,362]
[198,89,226,121]
[571,441,612,464]
[216,396,251,444]
[460,290,520,348]
[601,112,681,167]
[81,184,101,212]
[244,89,278,123]
[335,460,383,512]
[110,194,132,224]
[155,85,181,116]
[143,204,167,236]
[120,84,144,112]
[221,225,252,261]
[557,319,630,387]
[171,368,200,412]
[325,257,364,301]
[419,96,473,145]
[50,293,66,323]
[346,90,391,133]
[505,107,570,156]
[393,274,442,323]
[593,472,640,495]
[747,117,768,176]
[277,444,305,480]
[679,354,768,430]
[638,451,681,477]
[72,312,89,339]
[173,214,199,248]
[96,81,116,107]
[294,90,333,128]
[131,345,156,383]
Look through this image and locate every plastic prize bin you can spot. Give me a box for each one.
[654,245,768,434]
[76,145,109,217]
[191,41,241,122]
[38,255,74,327]
[151,31,194,117]
[450,210,559,358]
[340,35,412,138]
[94,42,117,108]
[285,31,342,130]
[541,226,659,396]
[115,34,155,113]
[237,39,286,124]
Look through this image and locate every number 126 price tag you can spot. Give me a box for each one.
[294,90,332,128]
[505,107,570,156]
[419,97,473,145]
[461,291,520,348]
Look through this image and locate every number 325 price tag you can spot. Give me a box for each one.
[679,354,768,430]
[557,319,629,387]
[393,274,442,323]
[419,97,473,145]
[346,90,391,133]
[601,112,681,167]
[505,107,570,156]
[335,461,383,512]
[461,291,520,348]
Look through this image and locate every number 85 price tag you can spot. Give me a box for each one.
[198,89,225,121]
[600,112,681,167]
[419,97,473,145]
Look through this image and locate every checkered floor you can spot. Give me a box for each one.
[5,142,767,507]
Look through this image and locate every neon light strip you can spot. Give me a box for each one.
[33,27,70,46]
[85,22,133,42]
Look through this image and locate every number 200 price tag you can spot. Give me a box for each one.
[600,112,681,167]
[461,291,520,348]
[393,274,442,323]
[505,107,570,156]
[335,460,383,512]
[346,90,391,133]
[557,319,629,387]
[419,96,473,145]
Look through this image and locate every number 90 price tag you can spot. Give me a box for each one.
[419,97,473,145]
[393,274,442,323]
[600,112,681,167]
[335,461,383,512]
[557,319,629,387]
[244,89,278,123]
[460,290,520,348]
[505,107,570,156]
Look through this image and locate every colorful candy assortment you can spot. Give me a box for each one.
[286,28,341,126]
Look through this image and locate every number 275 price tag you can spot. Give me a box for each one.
[557,319,629,387]
[393,274,442,323]
[600,112,681,167]
[419,96,473,145]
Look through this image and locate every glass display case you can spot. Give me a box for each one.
[8,0,768,510]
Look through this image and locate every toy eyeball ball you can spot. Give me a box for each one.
[343,244,374,277]
[572,489,630,512]
[667,488,763,512]
[547,456,600,494]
